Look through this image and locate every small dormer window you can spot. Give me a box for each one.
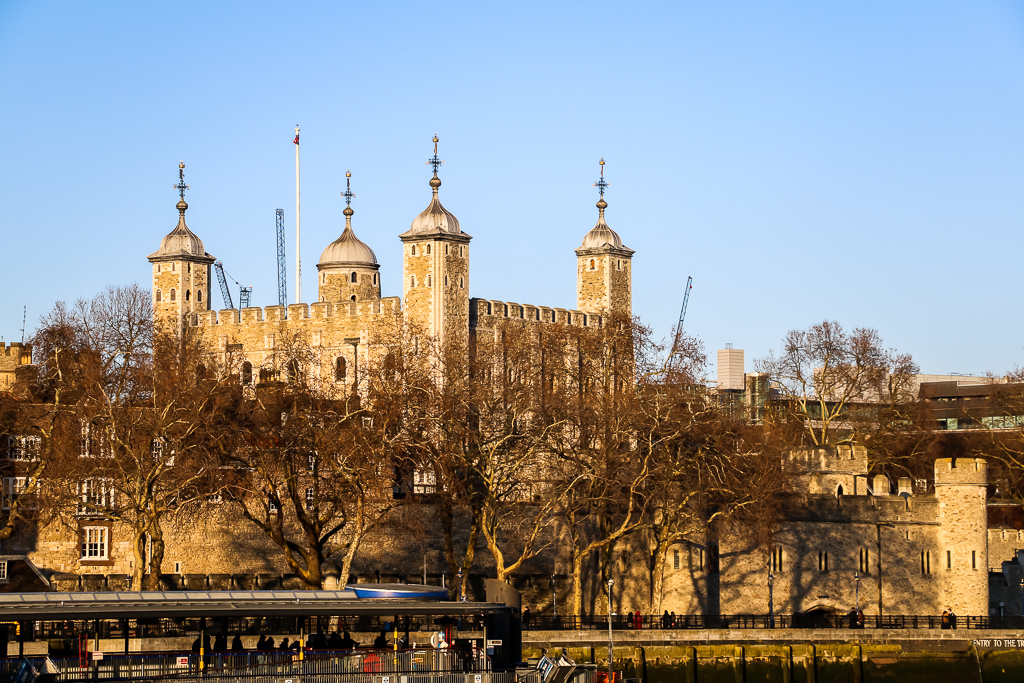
[411,245,417,256]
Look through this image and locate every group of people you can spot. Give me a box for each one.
[941,608,958,629]
[846,608,866,628]
[191,630,362,653]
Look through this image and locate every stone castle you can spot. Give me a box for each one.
[149,149,632,384]
[3,142,1022,620]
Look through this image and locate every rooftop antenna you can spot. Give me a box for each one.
[293,125,301,304]
[20,306,26,344]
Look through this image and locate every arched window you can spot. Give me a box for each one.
[373,273,378,285]
[351,295,356,301]
[335,357,347,382]
[444,275,449,287]
[242,362,253,386]
[185,290,191,301]
[427,275,432,287]
[411,245,416,255]
[460,246,464,257]
[172,263,176,272]
[156,290,162,302]
[197,290,202,302]
[411,275,416,288]
[170,289,176,302]
[459,277,465,289]
[444,244,449,255]
[351,272,357,283]
[426,244,431,255]
[187,263,191,273]
[590,259,595,270]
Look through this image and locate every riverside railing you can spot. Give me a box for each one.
[1,647,499,683]
[522,613,1024,630]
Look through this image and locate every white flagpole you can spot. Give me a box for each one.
[295,125,301,304]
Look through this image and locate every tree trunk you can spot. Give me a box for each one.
[130,525,147,591]
[146,521,166,590]
[569,550,585,618]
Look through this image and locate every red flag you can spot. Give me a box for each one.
[293,133,300,145]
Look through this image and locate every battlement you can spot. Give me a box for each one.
[470,298,603,329]
[934,457,987,486]
[787,444,869,475]
[192,297,402,328]
[0,343,32,367]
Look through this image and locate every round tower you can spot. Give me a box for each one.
[147,162,215,334]
[934,457,988,615]
[317,171,381,304]
[575,158,634,318]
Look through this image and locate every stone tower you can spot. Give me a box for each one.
[935,457,989,614]
[576,159,634,318]
[398,137,471,351]
[317,171,381,304]
[147,162,215,334]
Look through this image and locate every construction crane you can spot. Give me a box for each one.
[672,276,693,353]
[276,209,287,307]
[214,261,252,310]
[214,262,234,309]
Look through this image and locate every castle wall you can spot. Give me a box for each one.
[191,298,402,388]
[0,343,32,393]
[935,457,989,614]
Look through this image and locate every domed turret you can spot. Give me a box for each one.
[575,158,634,317]
[317,171,381,304]
[402,175,463,237]
[150,199,209,258]
[147,162,216,333]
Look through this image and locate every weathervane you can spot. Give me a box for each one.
[427,135,444,176]
[174,161,190,200]
[342,170,355,208]
[593,158,609,200]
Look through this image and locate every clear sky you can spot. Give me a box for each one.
[1,1,1022,377]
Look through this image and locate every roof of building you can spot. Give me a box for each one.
[319,223,378,267]
[0,590,511,620]
[400,174,466,239]
[148,199,213,261]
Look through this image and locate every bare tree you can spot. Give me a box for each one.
[756,320,918,447]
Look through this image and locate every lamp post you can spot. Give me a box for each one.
[768,571,775,628]
[1019,577,1023,618]
[606,578,615,683]
[550,573,557,618]
[855,571,860,612]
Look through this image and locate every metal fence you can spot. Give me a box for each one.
[523,613,1024,631]
[2,648,506,683]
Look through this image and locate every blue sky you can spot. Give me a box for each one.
[1,1,1022,376]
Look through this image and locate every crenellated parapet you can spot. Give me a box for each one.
[470,298,603,330]
[934,457,987,487]
[192,297,402,329]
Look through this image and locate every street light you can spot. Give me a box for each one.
[606,578,615,683]
[855,571,860,612]
[550,573,557,618]
[768,571,775,628]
